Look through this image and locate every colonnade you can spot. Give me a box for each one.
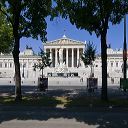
[45,48,84,68]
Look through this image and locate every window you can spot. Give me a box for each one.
[9,63,12,68]
[20,63,22,68]
[111,62,113,67]
[23,63,26,68]
[5,63,7,68]
[116,62,118,67]
[0,63,2,68]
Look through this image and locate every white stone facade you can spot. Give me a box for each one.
[43,35,85,69]
[0,36,127,85]
[0,47,41,79]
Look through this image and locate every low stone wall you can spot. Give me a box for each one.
[0,77,120,87]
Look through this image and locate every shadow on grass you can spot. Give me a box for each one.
[0,95,128,127]
[0,95,62,107]
[64,97,128,107]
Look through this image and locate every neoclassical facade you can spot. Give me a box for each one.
[0,47,40,79]
[43,35,85,68]
[0,35,127,85]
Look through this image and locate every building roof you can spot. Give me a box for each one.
[0,46,36,57]
[97,48,128,58]
[43,35,85,46]
[0,55,39,59]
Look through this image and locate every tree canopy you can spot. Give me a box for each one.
[81,42,96,66]
[55,0,128,100]
[0,0,53,101]
[81,42,96,77]
[0,0,52,42]
[55,0,128,37]
[33,48,52,78]
[0,12,13,53]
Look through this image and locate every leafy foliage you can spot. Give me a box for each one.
[81,42,96,77]
[0,0,52,42]
[55,0,128,37]
[0,0,53,101]
[81,42,96,66]
[55,0,128,100]
[33,48,52,78]
[0,12,13,53]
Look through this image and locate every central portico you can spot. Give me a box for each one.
[43,35,85,69]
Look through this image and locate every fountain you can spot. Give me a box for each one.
[48,47,78,77]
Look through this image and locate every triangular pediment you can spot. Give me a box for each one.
[44,36,85,46]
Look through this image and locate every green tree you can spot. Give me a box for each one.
[81,42,96,77]
[0,12,13,53]
[55,0,128,101]
[33,48,52,79]
[0,0,52,101]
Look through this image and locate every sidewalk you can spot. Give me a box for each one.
[0,105,128,128]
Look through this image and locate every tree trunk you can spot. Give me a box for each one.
[101,29,108,101]
[13,38,22,101]
[12,1,22,101]
[123,15,127,79]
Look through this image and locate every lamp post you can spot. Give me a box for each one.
[123,15,127,79]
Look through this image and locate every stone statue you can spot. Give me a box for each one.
[59,48,63,65]
[55,48,68,73]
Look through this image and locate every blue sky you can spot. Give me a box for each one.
[20,16,128,54]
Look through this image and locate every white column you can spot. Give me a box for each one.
[59,48,64,64]
[82,48,85,67]
[50,48,52,67]
[72,48,74,67]
[77,48,79,67]
[8,60,9,68]
[66,48,68,67]
[55,48,58,67]
[27,59,29,69]
[27,59,29,78]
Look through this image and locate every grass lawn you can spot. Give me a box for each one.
[0,95,67,107]
[1,95,128,108]
[65,97,128,107]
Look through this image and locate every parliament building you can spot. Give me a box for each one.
[0,35,127,85]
